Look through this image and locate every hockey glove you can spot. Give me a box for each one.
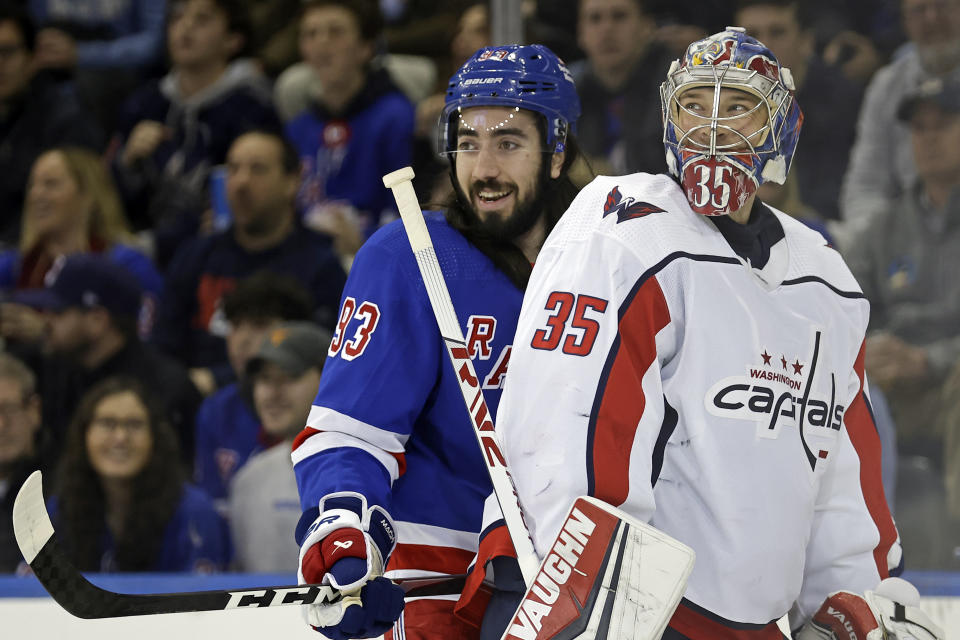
[796,577,944,640]
[296,492,403,638]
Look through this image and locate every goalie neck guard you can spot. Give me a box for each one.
[661,27,803,216]
[439,44,580,156]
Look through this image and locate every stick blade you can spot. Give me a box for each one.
[500,496,695,640]
[13,469,53,564]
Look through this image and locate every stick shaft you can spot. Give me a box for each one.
[382,167,540,587]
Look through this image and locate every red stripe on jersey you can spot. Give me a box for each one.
[290,426,407,476]
[590,276,671,506]
[844,341,897,577]
[455,523,514,628]
[386,542,476,576]
[292,427,320,452]
[669,602,785,639]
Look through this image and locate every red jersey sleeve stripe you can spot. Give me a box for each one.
[291,426,321,452]
[587,275,671,506]
[844,341,897,577]
[386,542,476,576]
[291,426,407,476]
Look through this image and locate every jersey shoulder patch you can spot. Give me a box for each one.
[602,185,666,223]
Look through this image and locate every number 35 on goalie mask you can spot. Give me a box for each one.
[660,27,803,216]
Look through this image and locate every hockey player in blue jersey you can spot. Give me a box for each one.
[290,44,583,639]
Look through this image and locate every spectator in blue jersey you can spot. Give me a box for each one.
[286,0,415,254]
[0,353,43,573]
[27,0,167,133]
[109,0,279,233]
[291,44,584,639]
[569,0,678,176]
[0,147,162,345]
[735,0,863,222]
[229,322,331,573]
[155,129,346,396]
[15,254,202,467]
[194,271,314,509]
[52,376,228,572]
[0,3,104,247]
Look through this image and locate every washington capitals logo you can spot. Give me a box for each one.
[602,186,665,223]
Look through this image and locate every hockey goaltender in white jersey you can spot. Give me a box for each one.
[488,28,945,640]
[497,170,896,635]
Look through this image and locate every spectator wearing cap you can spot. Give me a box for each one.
[227,321,331,572]
[844,74,960,569]
[18,254,202,466]
[193,271,314,509]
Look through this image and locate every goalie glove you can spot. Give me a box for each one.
[296,492,403,638]
[796,577,944,640]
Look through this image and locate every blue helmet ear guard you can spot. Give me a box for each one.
[440,44,581,155]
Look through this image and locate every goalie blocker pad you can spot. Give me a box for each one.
[500,496,695,640]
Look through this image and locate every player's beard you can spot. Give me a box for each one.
[458,175,547,242]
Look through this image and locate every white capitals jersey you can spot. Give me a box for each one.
[497,173,900,633]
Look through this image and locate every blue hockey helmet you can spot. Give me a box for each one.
[440,44,581,155]
[660,28,804,215]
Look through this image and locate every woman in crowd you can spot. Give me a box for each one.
[52,377,229,572]
[0,146,162,341]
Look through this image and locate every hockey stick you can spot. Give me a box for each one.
[12,470,464,619]
[383,167,696,640]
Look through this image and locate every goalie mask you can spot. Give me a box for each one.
[661,28,803,216]
[440,44,580,157]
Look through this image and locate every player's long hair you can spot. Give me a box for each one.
[443,124,588,290]
[55,377,185,572]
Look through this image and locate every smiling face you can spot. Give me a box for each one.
[85,391,153,481]
[452,106,563,239]
[25,151,87,241]
[252,362,321,440]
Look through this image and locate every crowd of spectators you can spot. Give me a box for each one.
[0,0,958,575]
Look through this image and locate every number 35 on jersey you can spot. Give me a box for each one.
[531,291,609,356]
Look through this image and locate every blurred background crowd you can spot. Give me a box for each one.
[0,0,958,576]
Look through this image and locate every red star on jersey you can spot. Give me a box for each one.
[780,355,788,370]
[792,360,804,374]
[761,350,772,365]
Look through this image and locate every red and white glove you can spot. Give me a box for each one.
[796,577,944,640]
[296,492,402,638]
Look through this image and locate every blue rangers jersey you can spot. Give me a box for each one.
[292,212,521,602]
